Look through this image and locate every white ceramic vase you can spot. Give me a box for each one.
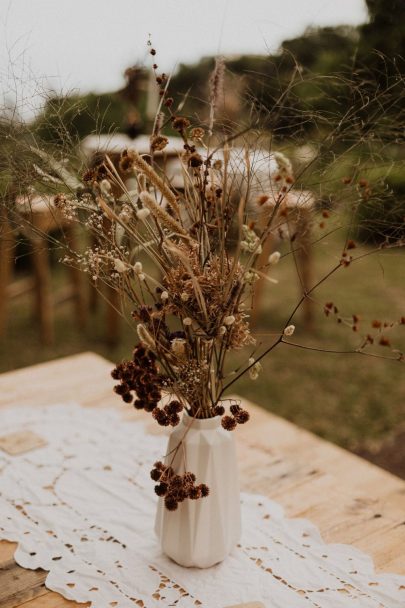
[155,411,241,568]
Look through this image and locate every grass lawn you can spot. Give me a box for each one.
[1,228,404,474]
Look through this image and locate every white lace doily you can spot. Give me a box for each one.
[1,404,404,608]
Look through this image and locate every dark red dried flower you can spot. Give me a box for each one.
[199,484,209,497]
[172,116,190,131]
[230,404,241,416]
[168,413,180,427]
[188,486,201,500]
[188,153,203,168]
[214,405,225,416]
[235,409,250,424]
[221,415,237,431]
[150,468,162,482]
[183,472,196,484]
[154,483,168,497]
[152,407,170,426]
[164,496,178,511]
[166,400,183,414]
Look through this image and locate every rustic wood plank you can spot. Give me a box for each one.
[14,592,89,608]
[0,555,48,608]
[1,352,405,608]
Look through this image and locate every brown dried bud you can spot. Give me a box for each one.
[172,116,190,131]
[257,195,269,206]
[190,127,205,140]
[235,409,250,424]
[199,484,209,497]
[188,153,203,168]
[83,168,95,183]
[150,135,169,152]
[221,415,237,431]
[164,496,178,511]
[150,468,162,482]
[119,149,135,173]
[188,486,201,500]
[154,483,168,497]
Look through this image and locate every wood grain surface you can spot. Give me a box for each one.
[0,352,404,607]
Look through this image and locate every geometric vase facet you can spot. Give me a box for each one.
[155,411,241,568]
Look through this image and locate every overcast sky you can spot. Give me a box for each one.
[1,0,368,116]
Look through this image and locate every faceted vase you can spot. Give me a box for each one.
[154,411,241,568]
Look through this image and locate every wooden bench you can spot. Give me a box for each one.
[0,352,404,607]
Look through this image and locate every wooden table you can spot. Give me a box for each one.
[1,352,405,607]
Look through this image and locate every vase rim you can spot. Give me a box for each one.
[181,409,221,429]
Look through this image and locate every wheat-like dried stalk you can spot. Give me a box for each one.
[130,149,181,218]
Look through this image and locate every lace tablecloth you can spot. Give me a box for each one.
[0,403,404,608]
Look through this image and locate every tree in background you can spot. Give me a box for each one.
[359,0,405,79]
[32,65,150,146]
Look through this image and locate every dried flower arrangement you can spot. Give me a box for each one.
[53,59,303,509]
[4,48,405,512]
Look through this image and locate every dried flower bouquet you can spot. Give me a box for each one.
[54,93,297,507]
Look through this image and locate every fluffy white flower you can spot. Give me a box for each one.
[136,207,151,221]
[243,270,259,284]
[171,338,186,358]
[183,317,192,326]
[224,315,235,326]
[218,326,227,335]
[113,258,127,273]
[161,291,169,300]
[248,358,262,381]
[283,324,295,336]
[134,262,143,274]
[181,292,189,302]
[268,251,281,265]
[100,179,111,195]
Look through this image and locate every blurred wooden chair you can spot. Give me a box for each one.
[0,194,87,345]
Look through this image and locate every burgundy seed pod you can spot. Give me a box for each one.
[221,415,237,431]
[154,483,168,497]
[199,484,210,497]
[235,410,250,424]
[150,468,162,482]
[164,496,178,511]
[121,393,133,403]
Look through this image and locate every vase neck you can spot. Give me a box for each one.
[181,411,221,430]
